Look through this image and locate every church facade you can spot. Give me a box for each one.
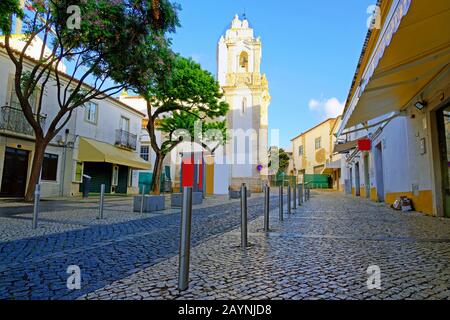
[217,14,271,192]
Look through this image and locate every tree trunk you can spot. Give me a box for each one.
[24,137,46,201]
[151,152,165,195]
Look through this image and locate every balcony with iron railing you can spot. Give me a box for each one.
[115,129,137,150]
[0,104,46,137]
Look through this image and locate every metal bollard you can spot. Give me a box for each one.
[98,184,105,219]
[279,185,284,221]
[240,183,248,249]
[287,185,291,214]
[178,186,193,291]
[263,184,270,232]
[293,184,297,210]
[140,185,145,214]
[32,184,40,229]
[298,184,302,206]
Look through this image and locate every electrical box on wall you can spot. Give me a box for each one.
[420,138,426,155]
[412,184,420,197]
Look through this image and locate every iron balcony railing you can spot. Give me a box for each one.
[0,105,46,136]
[115,129,137,150]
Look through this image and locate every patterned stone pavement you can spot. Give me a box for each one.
[81,191,450,300]
[0,193,277,299]
[1,190,449,300]
[0,194,258,242]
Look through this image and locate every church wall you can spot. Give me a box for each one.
[230,89,255,178]
[217,38,228,85]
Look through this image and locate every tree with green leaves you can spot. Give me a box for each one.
[134,56,229,194]
[159,111,228,154]
[0,0,180,200]
[278,148,291,174]
[268,147,291,175]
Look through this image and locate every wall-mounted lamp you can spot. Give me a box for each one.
[414,101,427,111]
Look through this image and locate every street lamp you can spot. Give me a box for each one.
[414,101,427,111]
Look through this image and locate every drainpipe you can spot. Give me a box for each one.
[60,129,69,197]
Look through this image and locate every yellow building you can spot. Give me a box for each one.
[291,117,342,189]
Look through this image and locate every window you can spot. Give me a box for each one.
[84,102,98,124]
[140,145,149,161]
[9,75,40,110]
[315,137,322,150]
[298,145,304,156]
[112,165,119,186]
[73,161,83,183]
[241,97,247,115]
[120,116,130,132]
[42,153,58,181]
[239,51,248,71]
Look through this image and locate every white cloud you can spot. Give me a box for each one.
[308,97,345,119]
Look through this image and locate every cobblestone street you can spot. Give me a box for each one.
[0,191,449,300]
[82,191,450,300]
[0,193,275,299]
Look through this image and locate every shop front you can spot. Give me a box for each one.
[76,137,150,195]
[336,0,450,216]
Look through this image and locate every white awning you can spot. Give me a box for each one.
[321,160,341,174]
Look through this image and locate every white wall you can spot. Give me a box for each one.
[342,111,434,199]
[217,37,228,85]
[230,89,255,177]
[72,100,141,146]
[214,163,231,194]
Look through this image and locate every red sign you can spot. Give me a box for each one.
[358,139,371,151]
[181,153,204,189]
[181,154,195,187]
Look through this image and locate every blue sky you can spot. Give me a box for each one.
[170,0,375,148]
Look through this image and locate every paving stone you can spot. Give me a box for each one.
[1,191,449,300]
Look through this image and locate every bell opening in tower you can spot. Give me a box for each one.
[239,51,249,72]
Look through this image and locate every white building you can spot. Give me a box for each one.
[118,93,170,193]
[217,14,271,193]
[335,0,450,217]
[0,38,149,198]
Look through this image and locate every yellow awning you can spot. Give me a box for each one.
[78,137,151,170]
[343,0,450,129]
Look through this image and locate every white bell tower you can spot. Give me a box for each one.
[217,14,271,192]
